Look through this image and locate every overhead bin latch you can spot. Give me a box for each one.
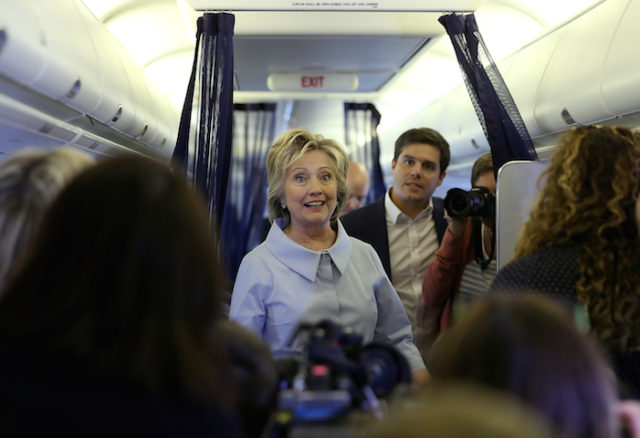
[65,78,81,99]
[561,107,576,125]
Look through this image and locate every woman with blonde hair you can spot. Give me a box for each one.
[230,128,427,383]
[491,125,640,397]
[0,147,94,293]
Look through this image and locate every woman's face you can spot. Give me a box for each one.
[283,150,337,230]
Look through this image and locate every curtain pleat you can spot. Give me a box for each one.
[171,12,235,229]
[439,13,537,173]
[221,103,276,280]
[344,102,386,204]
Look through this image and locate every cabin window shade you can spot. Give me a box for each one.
[172,12,235,228]
[221,103,276,280]
[344,102,386,204]
[439,13,537,173]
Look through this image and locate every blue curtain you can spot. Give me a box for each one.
[172,12,235,228]
[439,13,537,173]
[343,102,386,204]
[221,103,276,280]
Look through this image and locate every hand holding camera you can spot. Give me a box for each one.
[443,186,496,220]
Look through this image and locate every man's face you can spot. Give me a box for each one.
[391,143,445,208]
[474,170,497,228]
[474,171,496,194]
[343,176,370,215]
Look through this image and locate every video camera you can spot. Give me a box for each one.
[444,186,495,219]
[269,319,411,435]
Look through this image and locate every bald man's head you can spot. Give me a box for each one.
[342,161,370,215]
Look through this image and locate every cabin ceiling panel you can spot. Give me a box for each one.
[233,36,429,92]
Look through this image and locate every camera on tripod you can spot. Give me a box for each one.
[273,319,411,426]
[444,186,495,219]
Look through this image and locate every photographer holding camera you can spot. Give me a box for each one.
[417,153,496,359]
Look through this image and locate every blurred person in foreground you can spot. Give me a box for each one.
[0,156,242,437]
[217,320,277,438]
[229,128,428,384]
[0,146,94,293]
[371,383,560,438]
[429,294,618,438]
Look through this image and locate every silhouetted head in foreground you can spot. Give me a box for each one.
[0,155,232,403]
[429,295,617,438]
[372,383,560,438]
[0,147,94,292]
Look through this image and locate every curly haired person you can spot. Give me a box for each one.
[491,125,640,398]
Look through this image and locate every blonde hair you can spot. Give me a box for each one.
[266,128,348,228]
[0,147,94,291]
[514,125,640,351]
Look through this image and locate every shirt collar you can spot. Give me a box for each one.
[265,217,351,281]
[384,189,434,224]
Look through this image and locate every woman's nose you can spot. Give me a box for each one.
[308,176,322,192]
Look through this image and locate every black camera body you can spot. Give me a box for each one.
[272,320,411,427]
[444,186,495,219]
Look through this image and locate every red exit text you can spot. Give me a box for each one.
[301,76,324,88]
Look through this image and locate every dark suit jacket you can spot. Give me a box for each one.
[340,196,447,282]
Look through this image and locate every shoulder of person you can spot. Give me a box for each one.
[237,243,275,273]
[348,235,376,253]
[432,196,445,212]
[348,236,385,269]
[341,197,384,224]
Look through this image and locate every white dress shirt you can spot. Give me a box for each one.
[385,190,439,332]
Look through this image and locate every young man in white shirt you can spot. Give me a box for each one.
[341,128,450,337]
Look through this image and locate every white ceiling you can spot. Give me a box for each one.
[81,0,604,137]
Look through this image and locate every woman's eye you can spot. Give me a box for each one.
[295,175,306,183]
[321,173,331,181]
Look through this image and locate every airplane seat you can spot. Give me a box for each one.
[496,160,547,269]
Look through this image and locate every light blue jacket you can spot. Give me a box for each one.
[229,218,425,373]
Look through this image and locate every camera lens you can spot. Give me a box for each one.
[444,188,472,218]
[444,187,495,219]
[358,344,411,397]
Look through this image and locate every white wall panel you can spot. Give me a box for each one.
[601,0,640,117]
[75,0,137,134]
[32,0,102,113]
[0,2,48,86]
[534,0,627,132]
[502,32,562,138]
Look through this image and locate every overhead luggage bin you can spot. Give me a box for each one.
[0,3,49,91]
[534,0,626,132]
[601,0,640,118]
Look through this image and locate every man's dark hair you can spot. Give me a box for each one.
[393,128,450,175]
[471,153,494,186]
